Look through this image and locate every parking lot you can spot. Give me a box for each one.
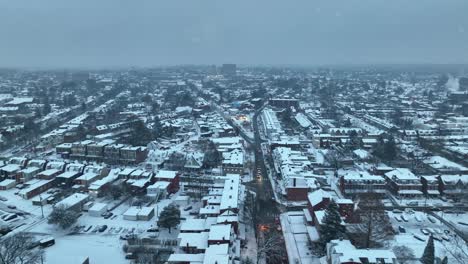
[388,209,468,258]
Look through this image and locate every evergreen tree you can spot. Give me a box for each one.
[421,235,435,264]
[42,100,51,115]
[203,141,221,168]
[383,135,397,161]
[157,204,180,233]
[319,201,346,245]
[152,115,162,138]
[439,256,448,264]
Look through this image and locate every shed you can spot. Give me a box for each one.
[89,202,108,217]
[137,207,155,221]
[123,206,140,221]
[0,179,16,190]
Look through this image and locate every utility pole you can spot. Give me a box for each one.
[39,195,44,218]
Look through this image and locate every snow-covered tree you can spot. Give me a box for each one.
[319,201,346,250]
[157,204,180,233]
[48,205,79,229]
[393,245,415,264]
[421,235,435,264]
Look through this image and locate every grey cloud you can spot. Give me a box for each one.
[0,0,467,68]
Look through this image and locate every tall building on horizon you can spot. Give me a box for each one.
[459,77,468,91]
[221,64,236,76]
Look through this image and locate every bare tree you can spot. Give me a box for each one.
[0,232,44,264]
[257,231,285,263]
[325,149,343,170]
[347,193,394,248]
[393,245,416,264]
[441,235,468,264]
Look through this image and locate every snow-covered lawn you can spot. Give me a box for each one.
[44,234,127,264]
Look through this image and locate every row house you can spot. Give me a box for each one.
[74,165,109,187]
[70,140,94,160]
[60,141,148,165]
[104,144,126,163]
[439,175,468,198]
[154,170,180,194]
[384,168,423,197]
[420,175,440,196]
[18,178,56,199]
[56,163,86,187]
[37,161,66,180]
[339,171,387,198]
[221,149,244,175]
[120,146,148,164]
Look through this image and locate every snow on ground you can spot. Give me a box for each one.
[44,234,127,264]
[1,188,190,264]
[280,211,319,264]
[240,221,257,262]
[435,211,468,235]
[387,210,467,261]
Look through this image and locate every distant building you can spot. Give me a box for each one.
[459,77,468,91]
[71,71,90,82]
[269,98,299,108]
[221,64,236,76]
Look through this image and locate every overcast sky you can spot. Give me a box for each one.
[1,0,467,68]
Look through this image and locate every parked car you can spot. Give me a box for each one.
[1,213,18,222]
[0,196,7,202]
[421,228,430,235]
[183,205,192,211]
[98,225,108,232]
[120,233,137,240]
[398,226,406,233]
[7,205,16,210]
[39,237,55,248]
[147,227,159,232]
[102,212,113,219]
